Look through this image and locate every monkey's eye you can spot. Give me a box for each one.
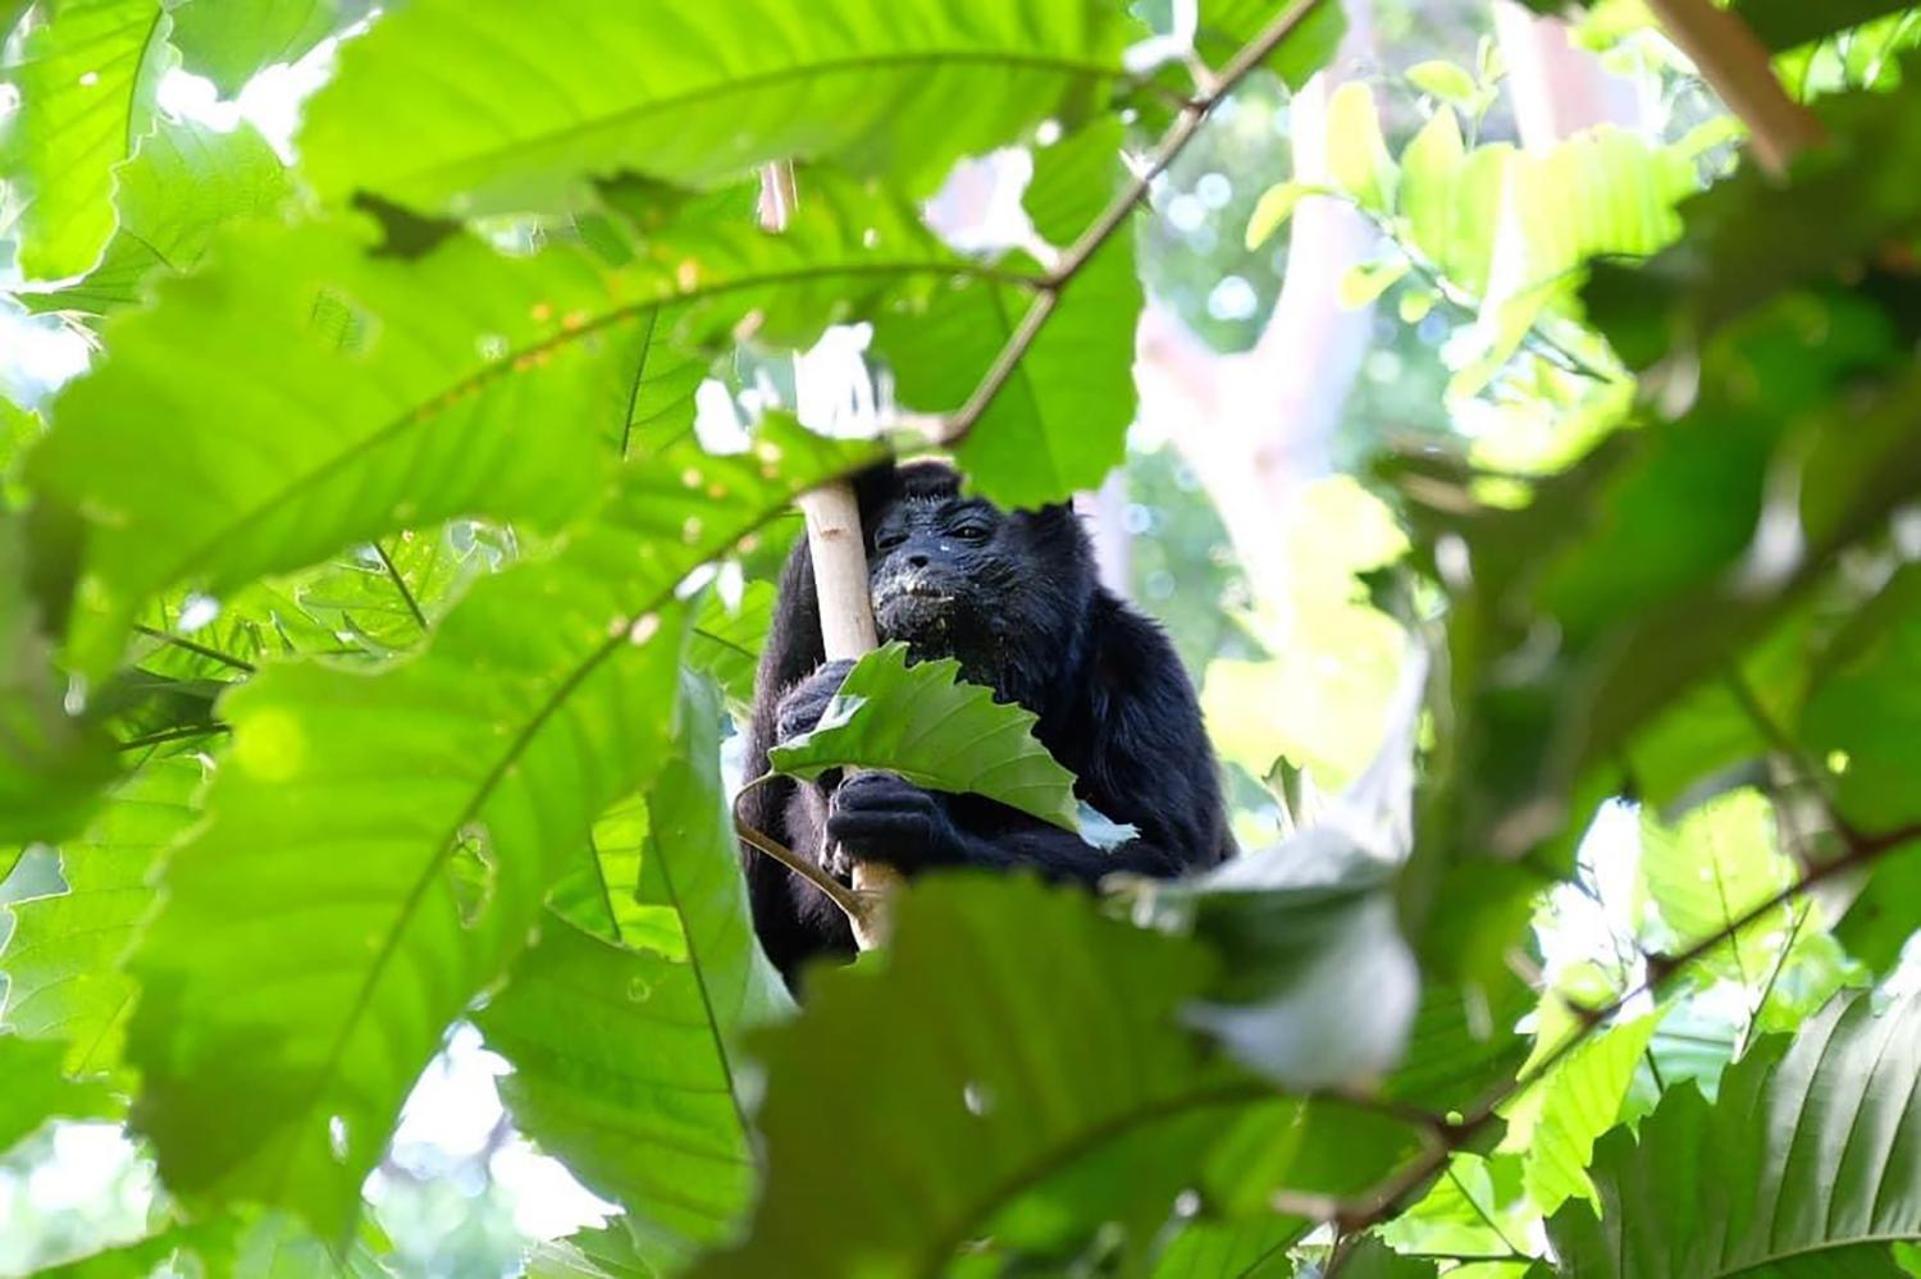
[952,523,991,541]
[874,530,907,552]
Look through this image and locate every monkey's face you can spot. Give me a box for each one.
[866,493,1007,649]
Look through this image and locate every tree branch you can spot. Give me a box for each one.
[936,0,1332,447]
[1646,0,1826,177]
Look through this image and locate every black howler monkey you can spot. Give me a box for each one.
[739,460,1232,984]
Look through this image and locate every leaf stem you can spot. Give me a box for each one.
[1645,0,1825,178]
[374,539,430,633]
[937,0,1333,447]
[132,624,256,674]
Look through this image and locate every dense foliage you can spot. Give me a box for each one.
[2,0,1919,1275]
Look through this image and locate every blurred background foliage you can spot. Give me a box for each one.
[2,0,1920,1274]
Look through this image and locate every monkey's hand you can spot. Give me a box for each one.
[826,772,966,876]
[773,659,856,746]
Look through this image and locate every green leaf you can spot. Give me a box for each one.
[2,755,202,1075]
[876,234,1141,508]
[126,417,873,1232]
[687,580,775,720]
[0,0,171,280]
[1498,1013,1658,1213]
[1325,81,1396,216]
[1023,116,1124,249]
[19,117,290,317]
[1339,258,1411,308]
[1245,180,1311,249]
[0,1032,113,1154]
[482,676,789,1271]
[299,0,1137,214]
[768,641,1081,831]
[169,0,338,96]
[35,181,933,673]
[1338,1237,1438,1279]
[1397,106,1509,296]
[692,877,1272,1278]
[0,514,116,844]
[1801,563,1921,831]
[1149,1218,1298,1277]
[1546,990,1921,1277]
[1734,0,1918,51]
[1194,0,1346,90]
[1405,59,1478,106]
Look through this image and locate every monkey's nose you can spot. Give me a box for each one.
[904,552,930,569]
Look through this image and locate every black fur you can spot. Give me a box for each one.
[739,461,1233,985]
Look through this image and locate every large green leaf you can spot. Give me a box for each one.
[126,418,874,1232]
[1548,990,1921,1277]
[691,876,1276,1278]
[480,676,790,1271]
[19,117,290,317]
[768,641,1081,831]
[1801,563,1921,831]
[686,580,774,720]
[299,0,1137,213]
[2,755,202,1075]
[875,234,1141,508]
[0,0,170,280]
[169,0,339,96]
[33,181,975,674]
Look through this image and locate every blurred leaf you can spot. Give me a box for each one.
[1194,0,1345,90]
[686,581,774,720]
[1153,654,1422,1087]
[770,641,1081,831]
[169,0,338,96]
[1836,840,1921,974]
[1406,59,1478,106]
[1340,258,1411,308]
[0,0,170,280]
[1339,1237,1439,1278]
[1325,82,1396,215]
[1734,0,1917,51]
[19,117,290,317]
[692,877,1271,1278]
[875,234,1140,508]
[1245,180,1311,249]
[126,418,873,1233]
[0,1033,112,1154]
[1149,1217,1298,1277]
[2,755,202,1075]
[1398,107,1509,296]
[0,515,115,844]
[300,0,1137,213]
[1546,990,1921,1276]
[1801,563,1921,830]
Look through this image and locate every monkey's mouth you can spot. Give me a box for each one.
[873,580,963,636]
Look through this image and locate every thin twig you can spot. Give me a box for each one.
[936,0,1331,447]
[730,772,874,925]
[132,623,256,674]
[118,723,231,752]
